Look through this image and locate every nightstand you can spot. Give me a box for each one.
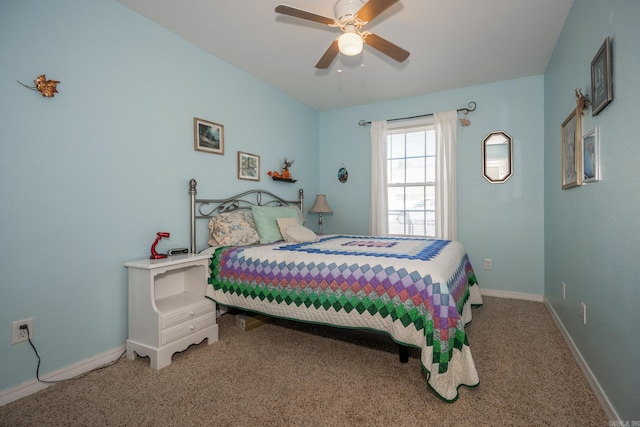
[124,253,218,369]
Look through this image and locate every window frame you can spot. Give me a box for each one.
[386,118,437,237]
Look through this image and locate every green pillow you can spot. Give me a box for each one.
[251,206,302,243]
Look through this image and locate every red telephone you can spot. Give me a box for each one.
[150,232,170,259]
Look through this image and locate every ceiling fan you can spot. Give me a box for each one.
[275,0,410,69]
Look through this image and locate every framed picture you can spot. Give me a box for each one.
[194,118,224,154]
[561,108,582,189]
[591,37,612,116]
[238,151,260,181]
[582,128,600,183]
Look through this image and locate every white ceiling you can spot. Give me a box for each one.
[116,0,573,111]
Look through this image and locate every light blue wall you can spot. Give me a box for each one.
[319,76,545,296]
[2,0,636,419]
[0,0,318,393]
[544,0,640,421]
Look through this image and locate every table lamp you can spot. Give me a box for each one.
[308,194,333,234]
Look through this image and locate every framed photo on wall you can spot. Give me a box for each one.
[238,151,260,181]
[582,127,600,183]
[591,37,612,116]
[561,108,582,189]
[194,118,224,154]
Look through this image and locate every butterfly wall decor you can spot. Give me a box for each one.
[18,74,60,97]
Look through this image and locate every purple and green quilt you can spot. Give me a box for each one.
[208,235,482,401]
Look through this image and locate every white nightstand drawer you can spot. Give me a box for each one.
[162,312,215,345]
[160,297,215,329]
[126,254,218,369]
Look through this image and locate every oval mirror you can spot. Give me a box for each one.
[482,130,513,183]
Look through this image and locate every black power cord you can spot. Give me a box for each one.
[22,325,126,384]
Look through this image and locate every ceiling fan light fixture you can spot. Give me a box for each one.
[275,0,409,69]
[338,31,363,56]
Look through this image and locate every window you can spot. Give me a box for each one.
[387,122,436,237]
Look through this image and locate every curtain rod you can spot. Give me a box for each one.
[358,101,477,127]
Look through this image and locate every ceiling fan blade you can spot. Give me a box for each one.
[315,39,340,69]
[364,32,409,63]
[275,5,336,26]
[355,0,399,23]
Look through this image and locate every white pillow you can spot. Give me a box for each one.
[276,217,299,240]
[282,225,318,243]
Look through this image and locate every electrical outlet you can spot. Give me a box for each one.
[484,259,492,270]
[12,318,33,344]
[562,281,566,300]
[581,302,587,325]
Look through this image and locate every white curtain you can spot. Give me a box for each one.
[434,110,458,240]
[369,120,388,236]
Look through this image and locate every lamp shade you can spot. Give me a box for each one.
[338,32,363,56]
[308,194,333,214]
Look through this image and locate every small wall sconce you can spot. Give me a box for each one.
[18,74,60,97]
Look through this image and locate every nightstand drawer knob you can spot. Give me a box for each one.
[189,325,195,330]
[189,311,195,316]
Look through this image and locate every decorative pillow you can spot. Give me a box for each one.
[281,225,319,244]
[208,210,259,247]
[251,206,302,243]
[276,217,300,242]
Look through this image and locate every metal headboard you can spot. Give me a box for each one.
[189,178,304,253]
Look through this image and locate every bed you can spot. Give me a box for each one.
[189,179,483,402]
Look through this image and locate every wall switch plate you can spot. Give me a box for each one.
[562,281,566,300]
[12,318,33,344]
[581,302,587,324]
[484,259,492,270]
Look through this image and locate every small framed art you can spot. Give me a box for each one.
[591,37,612,116]
[238,151,260,181]
[582,128,600,183]
[194,118,224,154]
[561,108,582,189]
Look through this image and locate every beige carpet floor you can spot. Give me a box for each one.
[0,297,608,426]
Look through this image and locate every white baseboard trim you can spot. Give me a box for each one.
[0,345,125,407]
[543,298,618,422]
[480,288,543,302]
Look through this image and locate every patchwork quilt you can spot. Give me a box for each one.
[207,235,483,401]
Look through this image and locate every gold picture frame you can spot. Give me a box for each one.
[194,118,224,155]
[238,151,260,181]
[561,108,582,189]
